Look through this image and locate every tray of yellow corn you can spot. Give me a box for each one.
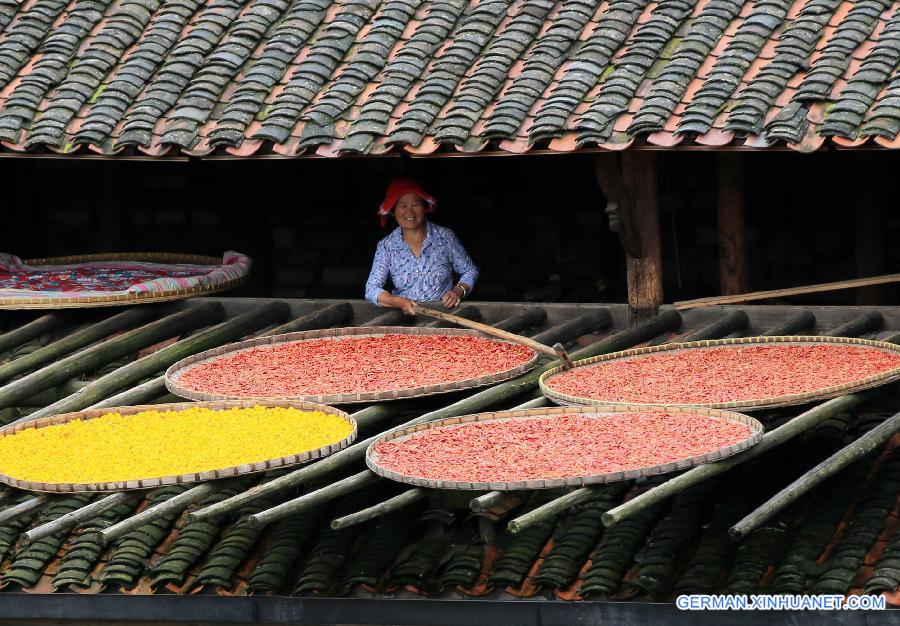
[0,400,356,492]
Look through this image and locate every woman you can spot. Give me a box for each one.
[365,179,479,315]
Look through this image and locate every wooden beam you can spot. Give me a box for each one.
[716,153,748,295]
[621,152,663,325]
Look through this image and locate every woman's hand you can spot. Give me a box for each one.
[441,287,463,309]
[376,293,418,315]
[396,297,417,316]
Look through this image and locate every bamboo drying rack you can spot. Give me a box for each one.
[165,326,541,405]
[0,253,249,309]
[540,335,900,411]
[365,404,764,490]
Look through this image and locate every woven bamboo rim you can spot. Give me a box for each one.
[0,252,248,309]
[540,335,900,411]
[365,405,763,490]
[165,326,540,405]
[0,400,356,493]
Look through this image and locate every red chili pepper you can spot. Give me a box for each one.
[177,335,534,397]
[546,344,900,404]
[373,412,754,483]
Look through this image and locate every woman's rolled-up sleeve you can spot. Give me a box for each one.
[364,241,390,305]
[446,229,479,290]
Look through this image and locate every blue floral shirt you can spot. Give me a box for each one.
[365,221,479,305]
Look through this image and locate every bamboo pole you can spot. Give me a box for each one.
[330,488,426,530]
[0,303,222,412]
[22,492,136,544]
[509,489,593,534]
[728,410,900,541]
[492,306,546,333]
[680,310,747,342]
[762,311,815,336]
[363,309,408,326]
[0,314,64,355]
[423,304,480,327]
[0,495,48,525]
[99,483,218,545]
[192,311,680,523]
[675,274,900,310]
[247,470,379,529]
[827,311,883,337]
[19,301,289,422]
[413,303,573,367]
[470,490,515,513]
[0,308,156,385]
[89,376,167,409]
[264,302,353,335]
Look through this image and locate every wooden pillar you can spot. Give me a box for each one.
[854,154,884,305]
[621,152,663,325]
[716,153,748,295]
[596,153,664,326]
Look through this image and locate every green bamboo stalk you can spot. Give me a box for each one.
[19,301,289,422]
[728,410,900,541]
[827,311,883,337]
[21,380,89,406]
[762,311,815,336]
[331,488,426,530]
[265,302,353,335]
[99,483,218,545]
[0,314,64,355]
[0,495,48,525]
[492,307,546,333]
[23,492,136,544]
[191,311,681,522]
[0,303,222,412]
[89,376,167,409]
[680,310,748,342]
[0,308,156,386]
[247,470,379,529]
[508,490,593,534]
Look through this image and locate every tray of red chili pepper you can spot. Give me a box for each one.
[539,336,900,411]
[366,405,763,490]
[165,326,540,405]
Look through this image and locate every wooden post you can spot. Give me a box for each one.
[716,154,748,296]
[621,152,663,325]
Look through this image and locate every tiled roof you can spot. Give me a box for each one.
[0,0,898,158]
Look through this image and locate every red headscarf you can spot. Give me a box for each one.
[378,178,436,228]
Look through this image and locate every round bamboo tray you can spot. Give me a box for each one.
[0,400,356,493]
[0,253,248,310]
[164,326,540,405]
[366,405,764,490]
[540,335,900,411]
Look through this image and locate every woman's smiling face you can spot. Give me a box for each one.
[393,192,426,229]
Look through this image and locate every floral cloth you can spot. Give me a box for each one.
[0,252,251,299]
[364,221,478,305]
